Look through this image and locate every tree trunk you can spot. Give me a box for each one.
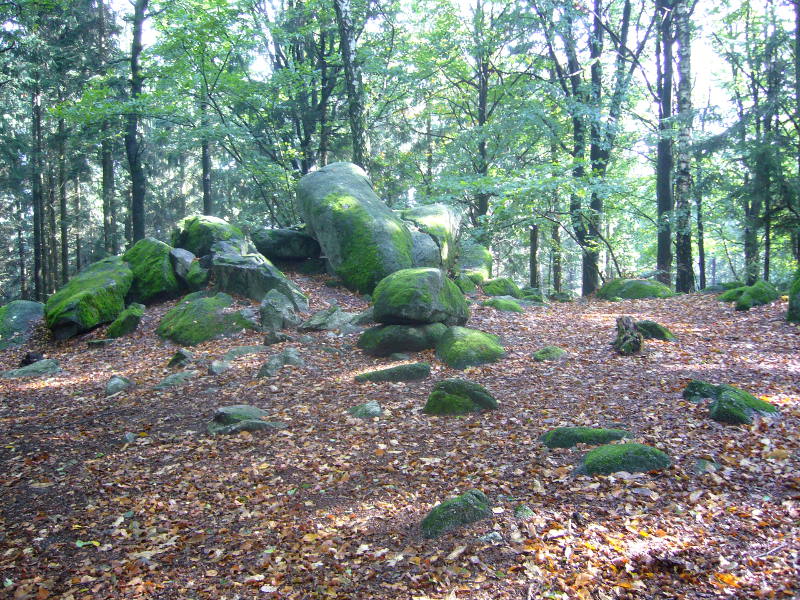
[333,0,368,170]
[16,196,27,299]
[31,83,44,301]
[58,117,69,284]
[655,0,674,286]
[613,316,643,355]
[125,0,149,242]
[73,178,82,272]
[696,190,706,289]
[99,0,116,254]
[200,94,213,215]
[47,171,58,293]
[551,224,562,293]
[529,225,540,288]
[674,0,694,292]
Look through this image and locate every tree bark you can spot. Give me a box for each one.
[529,225,540,288]
[551,224,562,293]
[674,0,694,292]
[125,0,149,242]
[73,178,82,272]
[99,0,116,254]
[58,117,69,284]
[200,93,213,215]
[696,189,706,290]
[31,82,44,301]
[655,0,674,286]
[613,316,643,355]
[16,196,27,299]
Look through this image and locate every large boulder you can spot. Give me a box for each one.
[399,204,461,270]
[357,323,447,357]
[372,268,469,326]
[596,278,675,300]
[436,326,505,370]
[156,292,258,346]
[788,271,800,323]
[456,239,492,283]
[296,162,414,293]
[260,289,303,331]
[251,227,321,261]
[45,256,133,339]
[482,277,522,298]
[719,280,779,311]
[210,240,308,310]
[122,237,182,303]
[0,300,44,350]
[408,229,441,268]
[170,214,245,257]
[106,303,145,338]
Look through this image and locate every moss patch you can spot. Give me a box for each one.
[533,345,567,361]
[788,271,800,323]
[421,489,491,538]
[122,237,181,303]
[156,292,258,346]
[106,303,145,338]
[436,326,505,370]
[682,379,721,402]
[482,277,522,298]
[372,268,469,326]
[357,323,447,357]
[577,443,671,475]
[635,320,676,341]
[482,297,523,313]
[0,300,44,350]
[541,427,629,449]
[423,378,497,415]
[456,240,492,283]
[171,215,244,257]
[596,278,675,300]
[355,362,431,383]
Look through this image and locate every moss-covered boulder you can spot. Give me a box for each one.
[105,375,133,396]
[532,345,567,361]
[1,358,61,379]
[0,300,44,350]
[541,427,629,449]
[682,379,721,402]
[260,289,303,331]
[521,287,546,304]
[788,271,800,323]
[122,237,182,303]
[682,379,778,424]
[456,239,492,283]
[481,277,522,298]
[155,370,198,389]
[423,378,497,415]
[400,204,461,270]
[549,291,574,303]
[436,326,505,370]
[357,323,447,357]
[719,280,779,311]
[347,400,382,419]
[210,240,308,309]
[454,273,477,294]
[596,278,675,300]
[257,348,305,377]
[251,227,321,261]
[421,489,491,538]
[223,345,269,361]
[299,305,356,331]
[635,320,676,341]
[355,362,431,382]
[372,268,469,326]
[207,404,286,435]
[156,292,258,346]
[482,297,523,313]
[576,443,671,475]
[171,214,245,257]
[407,229,441,268]
[106,303,145,338]
[296,162,414,294]
[45,256,133,339]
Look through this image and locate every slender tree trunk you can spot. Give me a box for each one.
[58,117,69,284]
[47,170,58,293]
[31,83,44,301]
[696,190,706,289]
[73,178,82,272]
[674,0,694,292]
[551,224,562,293]
[99,0,116,254]
[333,0,368,169]
[126,0,149,242]
[16,196,27,299]
[655,0,674,286]
[529,225,540,288]
[200,94,213,215]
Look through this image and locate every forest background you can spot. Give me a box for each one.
[0,0,798,302]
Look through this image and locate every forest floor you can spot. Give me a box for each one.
[1,273,799,600]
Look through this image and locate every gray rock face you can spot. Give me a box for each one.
[260,289,303,331]
[296,162,414,294]
[0,300,44,350]
[400,204,461,270]
[1,359,61,379]
[258,348,305,377]
[210,240,308,310]
[251,228,321,261]
[155,370,198,389]
[299,305,356,331]
[169,248,196,281]
[409,229,442,268]
[347,400,382,419]
[105,375,133,396]
[372,268,469,326]
[357,323,447,357]
[207,404,286,435]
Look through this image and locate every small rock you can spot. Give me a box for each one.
[347,400,382,419]
[208,360,231,375]
[477,531,503,544]
[257,348,305,377]
[122,432,138,444]
[355,362,430,383]
[155,370,198,389]
[264,331,293,345]
[168,348,194,368]
[106,375,133,396]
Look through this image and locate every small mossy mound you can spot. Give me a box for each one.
[355,362,430,383]
[788,271,800,323]
[372,268,469,326]
[456,240,492,283]
[170,214,245,257]
[482,297,523,313]
[532,345,567,361]
[45,256,133,339]
[347,400,382,419]
[481,277,522,298]
[682,379,721,402]
[635,320,676,341]
[1,359,61,379]
[0,300,44,350]
[207,404,286,435]
[541,426,630,449]
[436,326,505,370]
[156,292,258,346]
[576,443,671,475]
[719,280,779,311]
[596,278,675,300]
[357,323,447,357]
[681,380,777,424]
[421,489,491,539]
[122,237,181,303]
[423,378,497,415]
[105,375,133,396]
[106,303,145,338]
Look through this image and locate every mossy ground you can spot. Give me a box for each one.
[541,427,629,449]
[577,443,671,475]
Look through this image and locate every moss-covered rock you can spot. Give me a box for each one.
[400,204,461,270]
[635,320,676,341]
[482,297,523,313]
[257,348,305,377]
[105,375,133,396]
[296,162,414,294]
[454,273,477,294]
[1,359,61,379]
[171,214,245,257]
[156,292,258,346]
[436,326,505,370]
[45,256,133,339]
[421,489,491,538]
[0,300,44,350]
[549,291,574,303]
[521,287,546,304]
[106,303,145,338]
[372,268,469,326]
[155,370,198,389]
[709,385,777,425]
[481,277,522,298]
[682,379,721,402]
[719,280,779,311]
[251,227,321,261]
[260,289,303,331]
[541,426,630,449]
[596,278,675,300]
[532,345,567,361]
[423,378,497,415]
[456,240,492,283]
[788,270,800,323]
[185,260,210,290]
[299,305,356,331]
[355,362,431,382]
[167,347,194,368]
[613,316,643,355]
[223,345,269,361]
[576,443,671,475]
[357,323,447,357]
[347,400,382,419]
[206,404,286,435]
[122,237,181,303]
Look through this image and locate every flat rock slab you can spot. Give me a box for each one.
[1,359,61,379]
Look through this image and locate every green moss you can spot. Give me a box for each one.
[436,326,505,370]
[357,323,447,357]
[682,379,720,402]
[0,300,44,350]
[715,385,776,413]
[596,278,675,300]
[400,205,459,268]
[549,291,574,302]
[45,256,133,339]
[347,400,383,419]
[482,277,522,298]
[454,273,477,294]
[532,345,567,361]
[635,320,676,341]
[170,215,244,257]
[721,281,745,290]
[122,237,181,303]
[482,297,523,312]
[372,268,469,326]
[541,427,629,449]
[718,287,745,302]
[577,443,671,475]
[156,292,258,346]
[421,489,491,538]
[521,288,546,303]
[788,271,800,323]
[106,303,145,338]
[185,261,209,290]
[735,280,779,311]
[423,378,497,415]
[355,362,431,382]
